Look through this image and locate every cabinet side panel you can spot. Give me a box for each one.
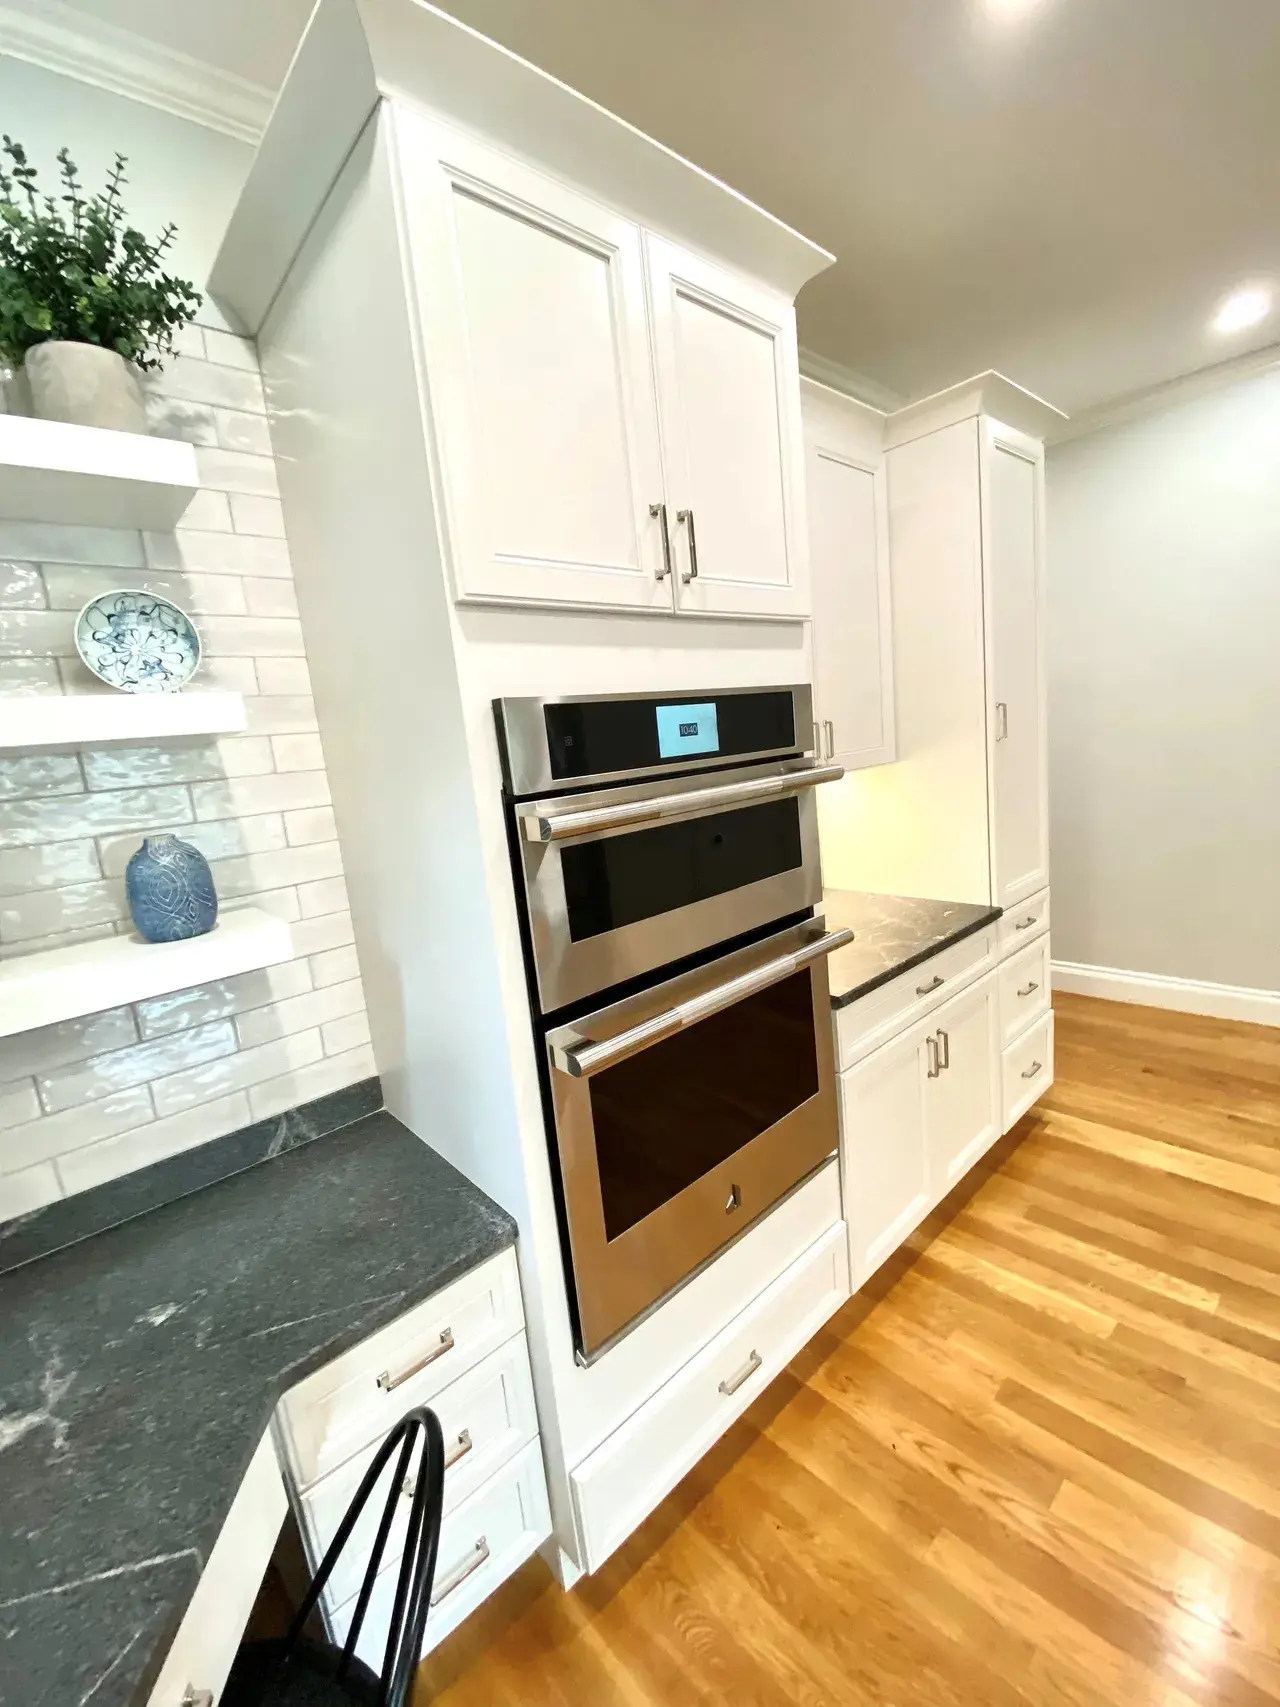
[818,421,991,901]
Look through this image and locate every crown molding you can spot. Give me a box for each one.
[798,347,905,415]
[1048,341,1280,445]
[0,0,274,143]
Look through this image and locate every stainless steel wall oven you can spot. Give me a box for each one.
[496,686,848,1360]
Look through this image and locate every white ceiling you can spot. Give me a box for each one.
[35,0,1280,413]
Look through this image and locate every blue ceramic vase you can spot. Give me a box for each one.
[126,835,218,943]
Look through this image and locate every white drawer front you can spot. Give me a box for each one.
[278,1248,523,1489]
[999,889,1050,958]
[571,1221,849,1574]
[146,1431,286,1707]
[998,934,1050,1046]
[1002,1010,1054,1131]
[330,1439,551,1665]
[304,1334,539,1610]
[835,928,994,1070]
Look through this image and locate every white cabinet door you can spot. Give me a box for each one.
[395,109,671,613]
[983,423,1049,909]
[924,977,1001,1192]
[803,381,895,770]
[840,1027,929,1285]
[646,233,809,620]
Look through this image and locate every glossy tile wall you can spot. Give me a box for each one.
[0,318,374,1223]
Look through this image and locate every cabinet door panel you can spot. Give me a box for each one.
[986,431,1049,907]
[840,1031,928,1284]
[647,234,808,620]
[803,384,895,770]
[926,978,1001,1191]
[396,110,669,612]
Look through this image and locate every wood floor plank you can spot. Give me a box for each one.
[417,993,1280,1707]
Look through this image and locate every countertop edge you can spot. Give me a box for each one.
[830,906,1003,1011]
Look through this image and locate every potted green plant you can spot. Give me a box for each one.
[0,137,201,433]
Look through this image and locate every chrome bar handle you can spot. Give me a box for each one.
[1017,981,1040,998]
[553,927,855,1079]
[916,974,944,997]
[926,1036,941,1079]
[429,1538,490,1607]
[649,501,673,580]
[376,1329,454,1392]
[995,702,1009,741]
[823,719,835,761]
[401,1430,473,1500]
[181,1691,213,1707]
[1015,913,1039,931]
[718,1349,762,1397]
[677,507,699,581]
[522,763,845,843]
[1021,1059,1044,1081]
[937,1028,950,1070]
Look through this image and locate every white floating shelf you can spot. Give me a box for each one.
[0,692,246,753]
[0,908,293,1039]
[0,414,198,530]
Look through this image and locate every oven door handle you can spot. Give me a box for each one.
[551,927,854,1079]
[519,763,845,844]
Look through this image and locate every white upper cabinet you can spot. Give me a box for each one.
[396,111,671,613]
[802,380,895,769]
[983,423,1050,910]
[645,235,810,620]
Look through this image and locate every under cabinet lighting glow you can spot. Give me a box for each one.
[1213,287,1273,335]
[981,0,1047,18]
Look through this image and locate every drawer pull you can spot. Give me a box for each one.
[916,974,945,996]
[376,1328,454,1392]
[1021,1059,1043,1080]
[718,1349,763,1397]
[181,1691,213,1707]
[1015,914,1039,931]
[430,1537,490,1607]
[401,1429,473,1499]
[1017,981,1040,998]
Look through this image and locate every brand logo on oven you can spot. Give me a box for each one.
[679,721,699,738]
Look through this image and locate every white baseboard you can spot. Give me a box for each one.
[1052,960,1280,1028]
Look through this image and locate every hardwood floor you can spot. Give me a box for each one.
[418,992,1280,1706]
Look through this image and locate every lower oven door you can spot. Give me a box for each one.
[515,759,841,1013]
[545,916,851,1360]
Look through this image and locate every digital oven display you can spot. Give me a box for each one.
[655,701,719,760]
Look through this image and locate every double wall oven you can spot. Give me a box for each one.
[496,686,849,1360]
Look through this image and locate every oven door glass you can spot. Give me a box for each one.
[519,763,826,1013]
[546,918,843,1359]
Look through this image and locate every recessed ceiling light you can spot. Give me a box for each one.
[981,0,1046,18]
[1213,286,1273,335]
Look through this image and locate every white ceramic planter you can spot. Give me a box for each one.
[23,341,147,433]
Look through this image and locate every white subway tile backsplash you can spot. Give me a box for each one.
[0,752,83,801]
[214,408,272,456]
[0,1164,62,1218]
[0,1080,40,1131]
[271,734,324,772]
[246,1044,376,1123]
[57,1092,252,1195]
[38,1021,239,1114]
[309,944,361,989]
[235,978,364,1050]
[136,959,314,1040]
[0,840,100,897]
[0,878,125,945]
[0,336,370,1222]
[0,562,46,609]
[191,770,328,822]
[151,1029,323,1117]
[231,495,286,538]
[0,521,145,567]
[3,1087,154,1173]
[0,1007,137,1084]
[284,807,336,847]
[0,610,81,657]
[0,785,193,846]
[195,446,279,498]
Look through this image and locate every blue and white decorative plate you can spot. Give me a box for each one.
[74,590,201,694]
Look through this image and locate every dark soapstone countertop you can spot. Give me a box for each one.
[823,889,1002,1010]
[0,1112,516,1707]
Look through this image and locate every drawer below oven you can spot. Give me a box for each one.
[569,1220,850,1574]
